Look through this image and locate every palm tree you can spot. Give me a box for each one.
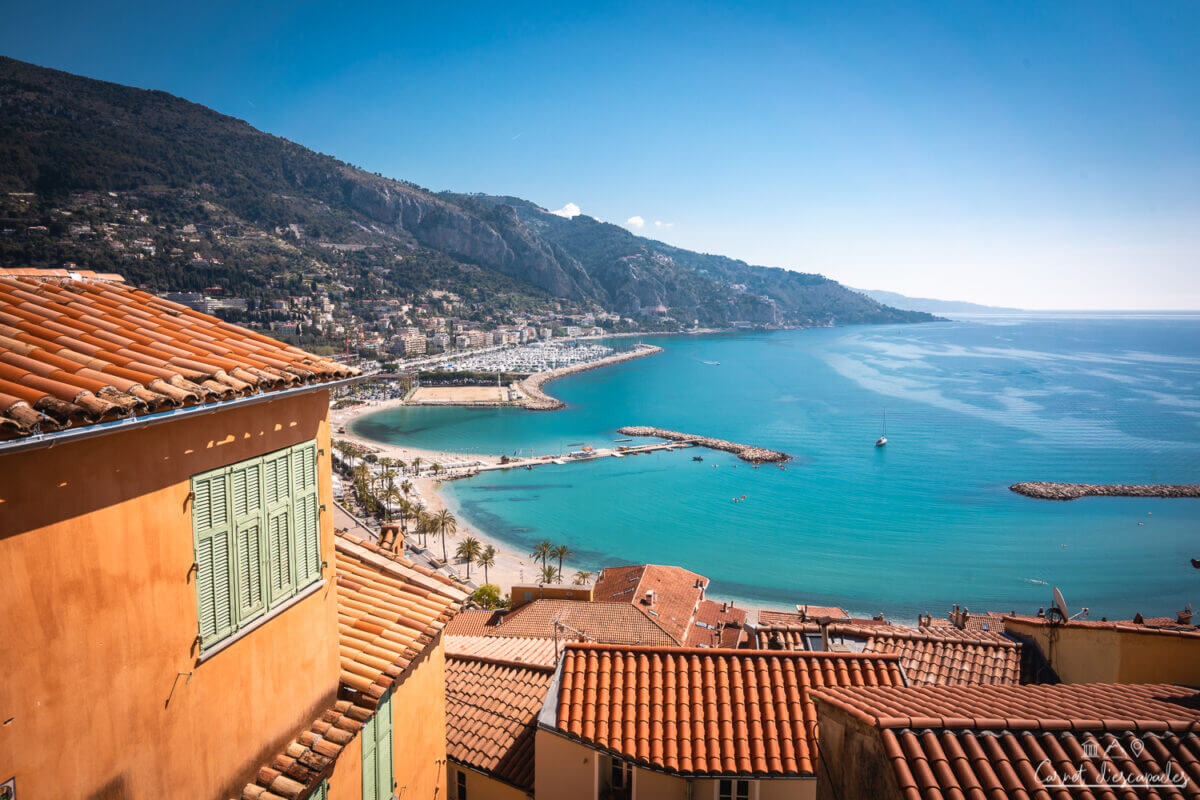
[432,508,458,565]
[573,570,594,586]
[382,485,403,524]
[530,540,553,569]
[411,456,423,475]
[456,536,482,579]
[476,546,496,584]
[411,503,427,546]
[400,479,413,497]
[539,564,560,585]
[431,462,442,475]
[552,544,573,574]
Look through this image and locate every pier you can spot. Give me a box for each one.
[1010,481,1200,501]
[617,426,790,463]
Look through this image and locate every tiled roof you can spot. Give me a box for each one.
[0,270,356,439]
[240,536,466,800]
[685,599,748,648]
[444,608,507,636]
[489,599,678,647]
[240,700,371,800]
[549,643,907,777]
[593,564,708,644]
[335,534,467,708]
[754,624,1020,686]
[1005,613,1200,639]
[757,608,877,627]
[445,655,556,791]
[445,635,561,668]
[925,608,1011,633]
[814,683,1200,800]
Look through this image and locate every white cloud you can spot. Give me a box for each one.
[654,220,674,228]
[549,202,581,218]
[626,216,645,228]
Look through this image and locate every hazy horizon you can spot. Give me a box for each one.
[2,1,1197,310]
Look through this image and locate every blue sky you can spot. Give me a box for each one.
[3,1,1198,308]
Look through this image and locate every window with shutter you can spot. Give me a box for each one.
[192,470,234,649]
[311,780,329,800]
[191,439,323,651]
[362,693,393,800]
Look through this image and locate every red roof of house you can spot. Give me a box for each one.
[549,643,907,777]
[335,534,467,708]
[592,564,708,644]
[685,599,748,648]
[0,270,355,439]
[489,599,679,647]
[445,635,560,668]
[445,655,556,791]
[754,623,1020,686]
[813,683,1200,800]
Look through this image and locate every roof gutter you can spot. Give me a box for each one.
[0,375,363,456]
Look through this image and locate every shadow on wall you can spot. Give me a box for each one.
[0,392,327,541]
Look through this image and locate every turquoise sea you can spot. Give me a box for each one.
[351,315,1200,620]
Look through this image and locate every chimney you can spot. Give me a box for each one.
[646,589,656,606]
[1178,603,1193,626]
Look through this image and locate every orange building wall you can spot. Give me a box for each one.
[325,732,363,800]
[0,390,340,800]
[391,641,450,799]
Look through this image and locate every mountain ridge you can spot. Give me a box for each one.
[0,55,936,329]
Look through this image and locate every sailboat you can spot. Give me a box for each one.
[875,410,888,447]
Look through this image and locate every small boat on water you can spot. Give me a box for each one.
[702,360,721,366]
[875,410,888,447]
[692,455,704,462]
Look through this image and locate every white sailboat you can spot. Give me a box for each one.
[875,410,887,447]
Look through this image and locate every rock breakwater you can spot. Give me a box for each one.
[617,426,790,463]
[1010,482,1200,501]
[518,344,663,410]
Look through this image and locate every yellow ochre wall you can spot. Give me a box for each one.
[0,390,339,800]
[392,641,451,800]
[326,729,364,800]
[1006,619,1200,684]
[446,763,531,800]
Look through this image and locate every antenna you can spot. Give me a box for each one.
[1050,587,1069,622]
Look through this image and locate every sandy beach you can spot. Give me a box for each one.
[330,396,566,594]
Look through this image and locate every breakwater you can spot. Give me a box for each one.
[518,344,663,410]
[1010,482,1200,501]
[617,426,790,463]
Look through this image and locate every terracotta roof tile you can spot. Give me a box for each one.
[814,683,1200,799]
[239,535,466,800]
[550,643,907,777]
[445,635,561,668]
[0,270,357,440]
[593,564,708,644]
[444,608,507,636]
[335,534,467,707]
[488,599,678,647]
[445,656,556,791]
[754,623,1020,686]
[685,599,748,648]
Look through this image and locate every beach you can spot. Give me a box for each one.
[330,386,578,594]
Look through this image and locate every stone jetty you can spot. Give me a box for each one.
[518,344,663,410]
[618,426,790,463]
[1010,481,1200,501]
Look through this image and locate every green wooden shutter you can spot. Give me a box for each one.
[292,442,321,587]
[362,712,377,799]
[375,693,394,800]
[311,779,328,800]
[193,469,235,649]
[264,450,295,606]
[232,459,266,623]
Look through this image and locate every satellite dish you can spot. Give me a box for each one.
[1051,587,1069,621]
